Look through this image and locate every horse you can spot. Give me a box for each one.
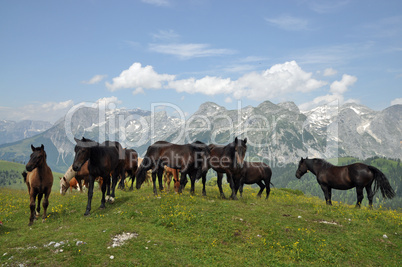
[236,161,272,199]
[295,157,395,207]
[164,166,180,193]
[23,144,53,226]
[68,177,82,193]
[118,148,138,190]
[60,161,103,194]
[207,137,247,199]
[72,137,125,216]
[136,141,209,196]
[127,157,152,190]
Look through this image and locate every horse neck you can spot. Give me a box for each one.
[305,159,318,176]
[64,165,77,182]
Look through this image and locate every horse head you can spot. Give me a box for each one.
[59,176,69,195]
[295,157,308,179]
[192,141,211,173]
[26,144,46,172]
[72,137,96,171]
[233,137,247,168]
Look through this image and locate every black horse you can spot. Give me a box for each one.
[207,137,247,199]
[72,137,125,215]
[136,141,210,196]
[295,157,395,207]
[236,161,272,199]
[118,148,138,190]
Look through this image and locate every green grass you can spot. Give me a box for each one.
[1,183,401,266]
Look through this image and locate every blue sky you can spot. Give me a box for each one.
[1,0,401,123]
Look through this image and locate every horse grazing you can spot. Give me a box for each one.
[164,166,180,193]
[67,177,82,193]
[72,137,125,216]
[236,161,272,199]
[207,137,247,199]
[60,161,103,194]
[118,148,138,190]
[136,141,209,196]
[23,144,53,226]
[295,157,395,207]
[127,157,152,190]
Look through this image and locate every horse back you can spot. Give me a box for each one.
[26,165,53,191]
[244,162,271,184]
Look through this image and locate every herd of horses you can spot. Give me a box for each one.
[23,137,395,226]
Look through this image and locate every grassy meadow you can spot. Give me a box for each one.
[0,182,401,266]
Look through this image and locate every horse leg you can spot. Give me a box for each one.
[84,175,95,216]
[227,173,238,200]
[320,184,332,205]
[42,189,50,222]
[216,172,226,199]
[202,172,207,196]
[36,192,43,217]
[189,173,196,196]
[365,184,374,209]
[151,171,158,195]
[265,181,271,200]
[158,167,164,192]
[355,187,364,208]
[28,189,38,226]
[256,181,265,198]
[100,175,108,209]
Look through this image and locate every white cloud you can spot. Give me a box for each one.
[329,74,357,94]
[391,98,402,105]
[0,100,74,123]
[107,60,327,102]
[323,68,337,76]
[149,43,236,59]
[95,96,122,108]
[105,62,175,92]
[300,73,357,110]
[82,74,107,84]
[151,29,180,41]
[265,15,310,31]
[225,97,233,103]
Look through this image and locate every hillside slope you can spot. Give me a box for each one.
[0,186,400,266]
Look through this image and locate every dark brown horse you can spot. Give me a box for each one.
[207,137,247,199]
[118,148,138,190]
[23,144,53,226]
[72,137,125,216]
[136,141,209,196]
[236,161,272,199]
[295,157,395,207]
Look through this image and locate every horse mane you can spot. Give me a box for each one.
[312,158,334,169]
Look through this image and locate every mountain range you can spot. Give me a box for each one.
[0,101,400,173]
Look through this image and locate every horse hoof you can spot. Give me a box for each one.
[28,222,33,226]
[84,212,91,216]
[108,197,115,204]
[105,195,110,201]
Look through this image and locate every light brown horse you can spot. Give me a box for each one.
[23,144,53,226]
[164,166,180,193]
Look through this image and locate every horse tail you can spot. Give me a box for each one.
[368,166,395,199]
[22,171,27,183]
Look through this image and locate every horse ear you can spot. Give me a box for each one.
[40,144,44,150]
[74,137,80,143]
[235,137,238,143]
[244,138,247,144]
[31,144,35,151]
